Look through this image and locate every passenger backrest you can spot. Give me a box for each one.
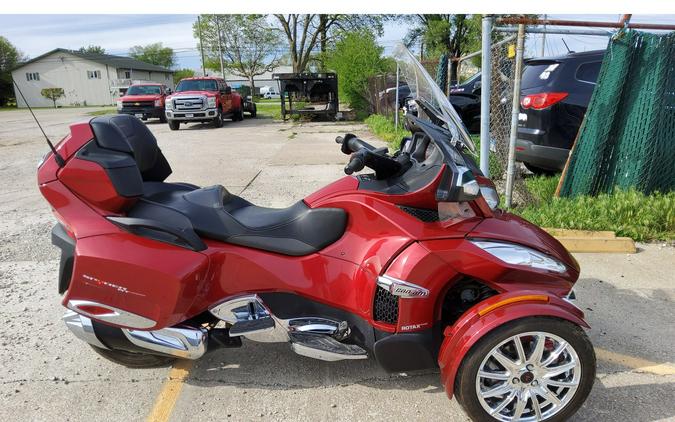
[90,114,172,182]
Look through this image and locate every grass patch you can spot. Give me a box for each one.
[87,108,117,116]
[364,114,409,149]
[512,187,675,241]
[254,102,282,120]
[524,175,561,205]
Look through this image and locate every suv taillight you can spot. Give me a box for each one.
[520,92,568,110]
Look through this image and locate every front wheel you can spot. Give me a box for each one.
[89,345,175,368]
[250,104,257,118]
[212,109,224,128]
[168,119,180,131]
[455,317,595,422]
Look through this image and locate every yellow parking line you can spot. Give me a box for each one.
[146,360,194,422]
[595,348,675,376]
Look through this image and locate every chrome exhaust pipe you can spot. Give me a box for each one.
[63,311,208,360]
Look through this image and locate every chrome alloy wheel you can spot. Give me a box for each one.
[475,331,581,421]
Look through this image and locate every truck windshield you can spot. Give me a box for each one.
[126,85,162,95]
[176,80,218,92]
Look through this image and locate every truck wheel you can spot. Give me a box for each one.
[89,345,175,369]
[168,120,180,131]
[160,114,167,123]
[454,317,595,422]
[212,109,224,128]
[250,104,257,118]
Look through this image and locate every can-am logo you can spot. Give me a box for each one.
[391,285,428,297]
[377,276,430,298]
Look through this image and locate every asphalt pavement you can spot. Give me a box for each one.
[0,107,673,421]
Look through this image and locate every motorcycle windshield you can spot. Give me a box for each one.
[392,43,476,153]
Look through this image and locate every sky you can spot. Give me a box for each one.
[1,14,674,70]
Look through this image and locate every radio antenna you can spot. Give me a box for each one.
[12,78,65,167]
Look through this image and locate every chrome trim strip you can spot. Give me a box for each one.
[67,300,156,329]
[377,275,430,298]
[122,326,208,360]
[290,342,368,362]
[62,311,108,349]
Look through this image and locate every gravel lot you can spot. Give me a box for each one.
[0,107,673,421]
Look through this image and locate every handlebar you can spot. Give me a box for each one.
[336,134,376,155]
[343,153,366,175]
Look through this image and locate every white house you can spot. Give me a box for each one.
[12,48,174,108]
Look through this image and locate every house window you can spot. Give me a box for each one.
[124,71,131,79]
[26,72,40,81]
[87,70,101,79]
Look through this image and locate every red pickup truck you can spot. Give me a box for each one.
[165,77,244,130]
[117,83,170,122]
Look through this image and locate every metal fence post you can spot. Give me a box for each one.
[505,24,526,209]
[480,15,493,177]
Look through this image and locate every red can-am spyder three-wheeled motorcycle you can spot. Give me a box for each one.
[38,46,595,421]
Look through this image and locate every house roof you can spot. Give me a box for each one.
[14,48,174,73]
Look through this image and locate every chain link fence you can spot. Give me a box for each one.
[456,35,533,205]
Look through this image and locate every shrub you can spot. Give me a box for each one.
[325,30,390,113]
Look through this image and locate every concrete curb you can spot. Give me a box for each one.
[544,228,637,253]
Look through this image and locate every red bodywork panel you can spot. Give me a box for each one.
[437,291,587,398]
[38,119,585,374]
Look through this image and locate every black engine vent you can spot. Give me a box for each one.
[398,205,439,223]
[373,286,399,324]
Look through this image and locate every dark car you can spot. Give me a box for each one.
[516,49,605,173]
[449,72,481,94]
[448,93,481,133]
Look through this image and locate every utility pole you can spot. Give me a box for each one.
[479,15,493,177]
[505,24,526,208]
[197,15,206,76]
[541,14,547,56]
[215,16,225,77]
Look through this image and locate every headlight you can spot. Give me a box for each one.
[480,186,500,210]
[116,100,123,110]
[165,99,172,110]
[207,97,216,108]
[470,240,567,273]
[154,99,162,107]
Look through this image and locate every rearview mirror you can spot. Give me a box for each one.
[165,88,172,95]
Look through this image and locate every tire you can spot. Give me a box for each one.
[168,119,180,131]
[524,162,558,176]
[236,107,244,121]
[250,104,257,118]
[212,109,224,128]
[455,317,595,422]
[159,114,167,123]
[89,345,175,369]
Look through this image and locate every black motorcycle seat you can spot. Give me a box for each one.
[130,184,347,256]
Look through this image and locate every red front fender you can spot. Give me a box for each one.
[438,291,588,399]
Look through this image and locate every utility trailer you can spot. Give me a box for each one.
[273,73,339,120]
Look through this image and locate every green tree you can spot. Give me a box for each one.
[173,68,195,85]
[78,45,106,55]
[0,37,25,107]
[404,15,481,86]
[129,43,175,68]
[40,87,65,108]
[273,15,386,73]
[325,30,390,113]
[194,15,281,94]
